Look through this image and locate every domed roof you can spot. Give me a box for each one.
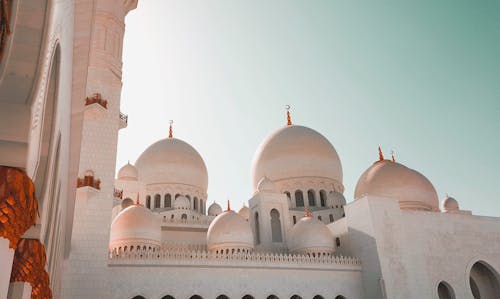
[441,195,459,212]
[238,205,250,220]
[252,125,342,191]
[117,162,138,181]
[135,138,208,190]
[208,202,223,216]
[207,210,254,252]
[354,160,439,211]
[256,176,276,193]
[121,197,134,209]
[109,204,160,250]
[173,195,190,210]
[288,215,334,255]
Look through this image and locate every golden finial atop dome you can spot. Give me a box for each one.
[286,105,292,126]
[378,146,384,161]
[168,120,173,139]
[305,207,311,217]
[227,199,231,211]
[391,150,396,162]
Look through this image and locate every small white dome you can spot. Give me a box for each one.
[174,196,190,210]
[208,202,223,216]
[238,205,250,220]
[121,197,134,209]
[135,138,208,191]
[109,204,160,251]
[441,195,459,212]
[117,162,138,181]
[288,215,335,256]
[207,210,254,253]
[257,176,276,193]
[355,160,439,211]
[252,125,343,192]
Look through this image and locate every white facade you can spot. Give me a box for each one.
[0,1,499,299]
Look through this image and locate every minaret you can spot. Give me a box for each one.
[61,1,137,298]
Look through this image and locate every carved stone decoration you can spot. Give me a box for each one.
[0,0,11,62]
[0,166,38,249]
[84,93,108,109]
[10,238,52,299]
[76,170,101,190]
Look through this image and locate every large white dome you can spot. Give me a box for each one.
[354,160,439,211]
[207,210,254,253]
[109,204,161,251]
[135,138,208,190]
[252,125,342,191]
[288,215,335,256]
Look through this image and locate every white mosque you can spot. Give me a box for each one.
[0,1,499,299]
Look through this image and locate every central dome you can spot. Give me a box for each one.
[135,138,208,190]
[252,125,342,191]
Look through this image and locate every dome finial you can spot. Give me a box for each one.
[168,120,174,138]
[227,199,231,211]
[391,150,396,162]
[305,207,311,217]
[378,146,384,161]
[136,193,140,205]
[286,105,292,126]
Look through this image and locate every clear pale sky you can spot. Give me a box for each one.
[117,1,500,217]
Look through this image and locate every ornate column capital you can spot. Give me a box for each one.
[0,166,38,249]
[10,238,52,299]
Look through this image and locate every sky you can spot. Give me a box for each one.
[117,1,500,217]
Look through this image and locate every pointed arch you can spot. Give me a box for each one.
[295,190,304,207]
[270,209,282,242]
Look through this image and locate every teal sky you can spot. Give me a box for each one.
[118,1,500,216]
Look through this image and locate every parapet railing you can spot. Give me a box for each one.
[108,248,361,270]
[161,218,212,225]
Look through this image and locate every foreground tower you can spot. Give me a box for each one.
[61,1,137,298]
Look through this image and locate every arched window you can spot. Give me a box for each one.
[146,196,151,209]
[255,212,260,245]
[194,197,198,211]
[319,190,327,207]
[437,281,455,299]
[295,190,304,207]
[307,189,315,206]
[329,214,334,223]
[181,214,187,220]
[242,295,254,299]
[469,261,500,299]
[189,296,203,299]
[267,296,279,299]
[290,295,302,299]
[216,296,229,299]
[164,194,172,208]
[313,296,325,299]
[284,191,291,200]
[270,209,283,242]
[293,215,297,224]
[336,237,341,247]
[334,296,346,299]
[154,194,161,208]
[162,296,175,299]
[175,193,181,199]
[132,296,145,299]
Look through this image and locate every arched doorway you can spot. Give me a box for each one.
[290,295,302,299]
[270,209,282,242]
[469,261,500,299]
[132,296,145,299]
[189,296,203,299]
[267,295,279,299]
[162,296,175,299]
[437,281,455,299]
[335,296,346,299]
[313,296,324,299]
[216,296,229,299]
[242,295,254,299]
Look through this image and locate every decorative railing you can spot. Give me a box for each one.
[109,248,361,270]
[85,93,107,109]
[77,173,101,190]
[161,218,212,226]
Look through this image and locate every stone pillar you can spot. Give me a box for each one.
[0,238,15,299]
[7,282,32,299]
